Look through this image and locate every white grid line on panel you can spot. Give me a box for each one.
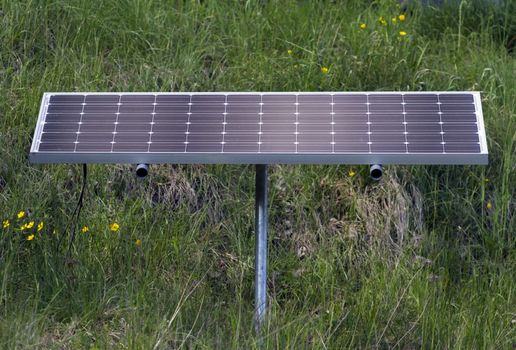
[73,95,87,152]
[330,94,335,153]
[221,94,227,152]
[110,95,122,152]
[184,95,193,152]
[436,94,446,153]
[147,94,157,152]
[258,94,263,153]
[366,94,371,153]
[401,93,409,153]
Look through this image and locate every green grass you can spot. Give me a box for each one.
[0,0,514,348]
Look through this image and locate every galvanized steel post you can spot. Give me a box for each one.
[254,164,268,337]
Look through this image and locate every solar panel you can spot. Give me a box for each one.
[30,92,488,165]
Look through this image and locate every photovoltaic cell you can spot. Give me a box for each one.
[30,92,488,165]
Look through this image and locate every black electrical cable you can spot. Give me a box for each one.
[57,164,87,259]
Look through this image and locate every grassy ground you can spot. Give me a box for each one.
[0,0,514,348]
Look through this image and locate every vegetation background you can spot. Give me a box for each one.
[0,0,514,348]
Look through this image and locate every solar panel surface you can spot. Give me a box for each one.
[30,92,488,164]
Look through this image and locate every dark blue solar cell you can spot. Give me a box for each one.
[227,95,261,103]
[120,95,155,104]
[297,134,332,143]
[333,134,369,143]
[408,143,444,153]
[81,113,117,123]
[79,124,115,132]
[369,94,402,103]
[41,133,77,142]
[43,123,79,132]
[407,134,442,143]
[191,95,225,103]
[439,94,474,103]
[224,142,259,152]
[78,133,113,142]
[149,142,185,152]
[113,143,149,152]
[261,133,296,142]
[370,143,406,152]
[226,104,261,113]
[369,104,403,113]
[39,142,76,151]
[85,95,120,104]
[298,104,332,113]
[262,104,296,113]
[261,124,295,133]
[153,114,189,124]
[49,95,84,103]
[47,104,83,113]
[151,133,186,142]
[225,133,259,142]
[440,104,475,113]
[404,94,438,103]
[45,114,81,123]
[119,104,153,113]
[260,142,296,152]
[76,143,112,152]
[333,104,368,113]
[333,94,367,103]
[297,143,332,152]
[156,95,190,104]
[444,143,480,153]
[186,142,222,152]
[334,143,369,152]
[404,104,440,113]
[262,94,296,104]
[298,94,332,103]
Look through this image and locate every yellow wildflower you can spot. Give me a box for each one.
[399,31,407,36]
[110,222,120,232]
[294,64,299,69]
[287,49,293,55]
[2,219,10,229]
[321,66,329,74]
[21,222,34,230]
[17,211,26,219]
[135,239,142,247]
[81,226,90,233]
[359,23,367,29]
[484,178,489,183]
[378,16,387,26]
[27,234,35,241]
[348,169,356,177]
[37,222,44,231]
[391,17,397,23]
[486,201,492,209]
[398,14,406,22]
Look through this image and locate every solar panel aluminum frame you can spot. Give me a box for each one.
[30,91,488,165]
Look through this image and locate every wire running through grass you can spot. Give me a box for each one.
[56,164,87,260]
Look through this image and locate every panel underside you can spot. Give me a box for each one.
[30,92,488,165]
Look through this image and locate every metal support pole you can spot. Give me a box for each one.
[254,164,268,337]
